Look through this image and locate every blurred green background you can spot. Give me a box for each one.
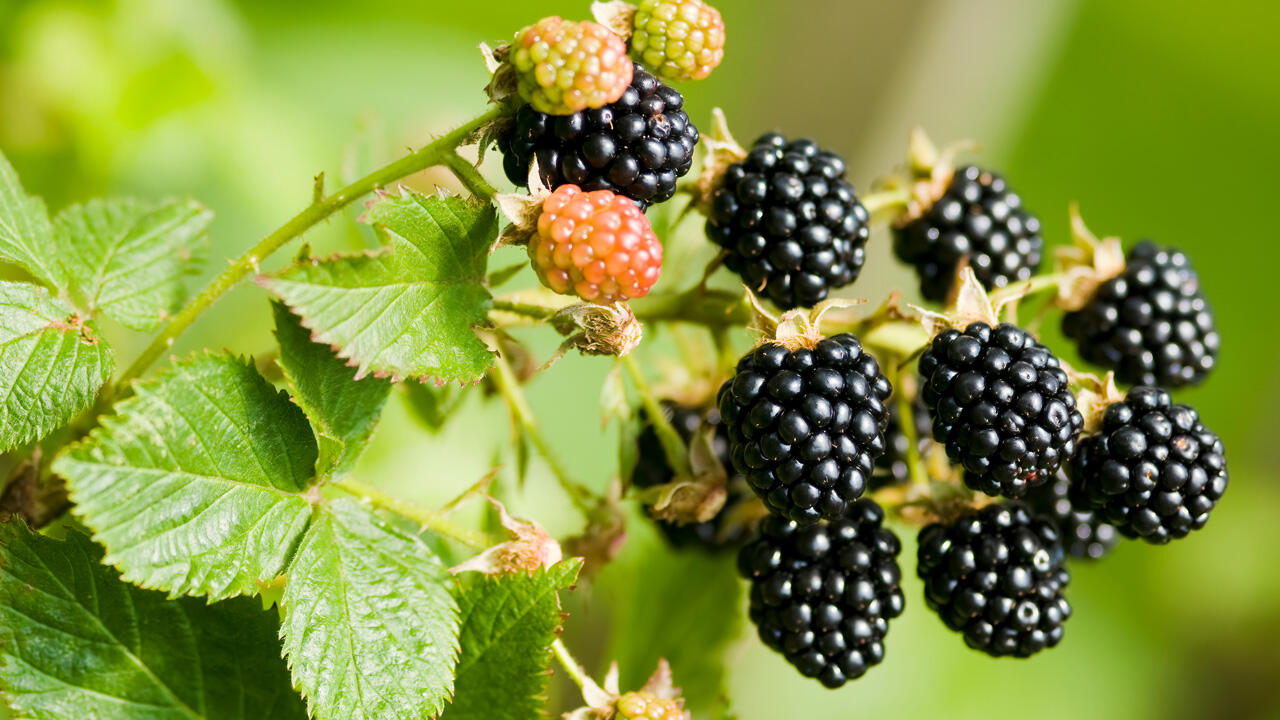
[2,0,1278,717]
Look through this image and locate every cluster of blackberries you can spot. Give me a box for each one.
[499,62,699,207]
[706,133,871,310]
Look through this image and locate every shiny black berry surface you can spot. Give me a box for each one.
[1063,242,1219,388]
[917,502,1071,658]
[631,402,752,551]
[498,62,698,207]
[1069,386,1227,544]
[1025,473,1118,560]
[706,133,870,310]
[893,165,1043,302]
[718,334,891,524]
[737,501,904,687]
[919,322,1083,498]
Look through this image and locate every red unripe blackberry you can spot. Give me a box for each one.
[870,394,932,492]
[509,17,633,115]
[1062,242,1219,388]
[718,334,892,524]
[893,166,1043,302]
[530,185,663,303]
[1068,386,1227,544]
[1025,473,1118,560]
[499,62,699,207]
[917,502,1071,658]
[706,133,870,310]
[918,322,1084,498]
[631,402,752,550]
[737,501,905,688]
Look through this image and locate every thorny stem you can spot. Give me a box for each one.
[552,638,607,701]
[444,151,499,200]
[622,354,692,480]
[491,298,558,320]
[333,478,499,549]
[106,105,506,403]
[489,353,600,515]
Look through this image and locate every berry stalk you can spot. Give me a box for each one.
[332,478,499,550]
[623,354,693,481]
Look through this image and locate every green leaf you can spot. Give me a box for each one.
[259,189,496,384]
[0,522,307,719]
[403,380,461,435]
[0,150,63,288]
[0,281,113,453]
[281,498,460,720]
[272,301,391,478]
[442,560,582,720]
[55,198,213,331]
[52,353,318,600]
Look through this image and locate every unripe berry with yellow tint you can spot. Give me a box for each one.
[530,185,663,304]
[511,17,633,115]
[616,691,690,720]
[630,0,726,82]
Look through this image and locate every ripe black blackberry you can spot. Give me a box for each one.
[631,402,752,550]
[718,334,891,524]
[498,62,699,207]
[705,133,870,310]
[737,501,905,687]
[1025,473,1118,560]
[919,322,1084,498]
[1069,386,1227,544]
[1062,242,1219,388]
[870,393,933,491]
[917,502,1071,658]
[893,166,1043,302]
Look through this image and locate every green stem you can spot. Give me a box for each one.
[989,271,1067,307]
[444,151,499,200]
[622,354,691,479]
[489,354,598,515]
[491,298,559,320]
[552,638,607,701]
[107,105,506,402]
[332,478,498,549]
[891,363,928,487]
[860,186,913,218]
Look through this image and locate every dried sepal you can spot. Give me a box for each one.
[892,127,980,226]
[482,41,519,108]
[495,160,552,247]
[641,422,728,525]
[1069,368,1125,435]
[1053,203,1127,311]
[591,1,637,38]
[914,267,1024,338]
[544,303,644,367]
[757,296,867,351]
[450,497,562,575]
[687,108,747,216]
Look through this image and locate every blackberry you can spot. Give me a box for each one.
[1069,386,1227,544]
[1062,241,1219,388]
[499,62,699,207]
[705,133,870,310]
[893,165,1043,302]
[1025,473,1118,560]
[870,393,933,491]
[919,322,1084,498]
[917,502,1071,658]
[718,334,892,524]
[631,402,752,550]
[737,501,905,687]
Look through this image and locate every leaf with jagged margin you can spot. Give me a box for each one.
[281,497,460,720]
[54,198,213,331]
[272,301,391,478]
[259,189,496,384]
[441,559,582,720]
[0,150,63,288]
[52,353,318,600]
[0,281,113,453]
[0,522,307,719]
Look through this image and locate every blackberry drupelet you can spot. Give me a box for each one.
[499,62,699,207]
[1025,473,1118,560]
[1069,386,1227,544]
[918,322,1083,498]
[917,502,1071,658]
[870,394,933,491]
[737,501,905,687]
[893,165,1043,302]
[718,334,892,524]
[631,402,752,550]
[705,133,870,310]
[1062,242,1219,388]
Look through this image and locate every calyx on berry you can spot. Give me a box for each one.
[1053,204,1127,312]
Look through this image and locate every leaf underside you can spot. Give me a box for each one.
[53,353,318,600]
[0,522,307,719]
[281,498,460,720]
